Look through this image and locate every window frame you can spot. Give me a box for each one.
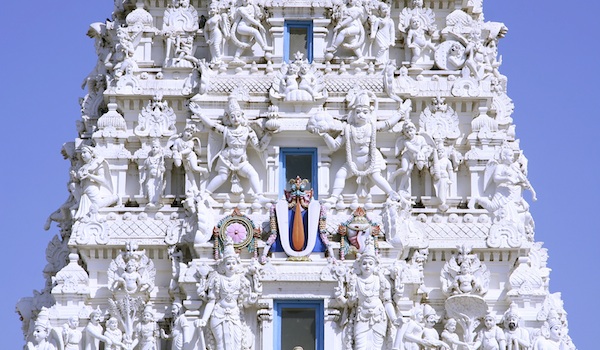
[279,147,318,199]
[283,20,314,63]
[274,300,324,350]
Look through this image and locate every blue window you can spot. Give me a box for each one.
[284,21,313,62]
[279,148,318,199]
[274,300,324,350]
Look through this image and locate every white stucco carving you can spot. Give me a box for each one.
[18,1,578,349]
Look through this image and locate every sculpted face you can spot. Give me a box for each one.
[484,316,495,329]
[360,256,376,275]
[68,316,79,329]
[549,325,562,340]
[33,325,49,343]
[81,148,93,163]
[445,320,456,332]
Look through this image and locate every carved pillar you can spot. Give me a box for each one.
[257,299,274,350]
[266,146,280,195]
[313,19,331,63]
[324,306,342,349]
[317,147,331,197]
[268,19,284,64]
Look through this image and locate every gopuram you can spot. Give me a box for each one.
[17,0,576,349]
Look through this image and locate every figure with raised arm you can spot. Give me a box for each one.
[327,0,366,63]
[230,0,272,62]
[189,93,278,203]
[168,125,208,194]
[162,0,199,67]
[315,89,411,207]
[390,121,433,194]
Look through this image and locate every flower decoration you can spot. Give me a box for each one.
[226,222,248,244]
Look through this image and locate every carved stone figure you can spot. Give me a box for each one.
[195,238,260,350]
[45,143,80,232]
[167,125,207,194]
[502,304,530,350]
[532,319,568,350]
[390,121,434,194]
[441,245,489,296]
[62,316,83,350]
[135,94,177,137]
[338,207,380,256]
[189,92,278,203]
[83,308,113,350]
[72,145,118,220]
[204,2,229,64]
[161,302,190,350]
[326,0,366,63]
[27,308,59,350]
[422,305,450,350]
[474,314,506,350]
[139,140,166,208]
[314,89,411,206]
[162,0,199,67]
[419,97,460,140]
[335,238,399,350]
[441,318,471,350]
[398,0,436,67]
[108,243,156,296]
[270,54,327,103]
[430,145,455,211]
[131,306,159,350]
[395,305,433,350]
[469,147,536,237]
[368,3,395,64]
[103,317,127,350]
[230,0,272,63]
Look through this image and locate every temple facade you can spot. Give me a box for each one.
[17,0,576,349]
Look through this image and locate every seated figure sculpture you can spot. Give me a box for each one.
[162,0,199,67]
[189,94,278,204]
[315,89,411,207]
[72,145,118,220]
[469,147,536,236]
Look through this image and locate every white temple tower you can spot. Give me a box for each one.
[17,1,577,349]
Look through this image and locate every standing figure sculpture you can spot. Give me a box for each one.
[502,305,530,350]
[103,317,127,350]
[62,316,83,350]
[161,302,190,350]
[369,3,395,64]
[168,126,207,194]
[83,308,113,350]
[473,314,506,350]
[204,2,229,64]
[396,305,438,350]
[189,94,278,203]
[230,0,272,63]
[430,145,455,211]
[336,238,399,350]
[327,0,366,63]
[72,145,118,220]
[139,140,166,208]
[532,319,568,350]
[390,121,433,194]
[27,311,58,350]
[131,307,160,350]
[441,318,472,350]
[195,238,259,350]
[315,89,411,206]
[421,305,450,349]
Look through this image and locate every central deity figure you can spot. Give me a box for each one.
[315,89,411,206]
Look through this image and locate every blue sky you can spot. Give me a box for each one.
[0,1,596,348]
